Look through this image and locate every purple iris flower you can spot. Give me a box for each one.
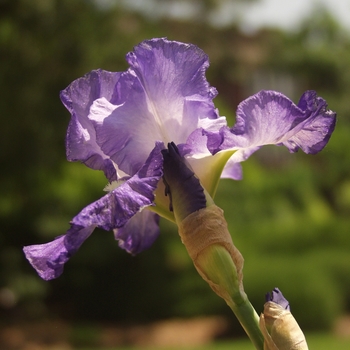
[23,38,227,280]
[23,38,336,281]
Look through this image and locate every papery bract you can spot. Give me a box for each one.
[260,288,309,350]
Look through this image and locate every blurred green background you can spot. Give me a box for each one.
[1,0,350,348]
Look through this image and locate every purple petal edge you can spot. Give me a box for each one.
[206,90,336,159]
[23,143,164,280]
[61,38,223,181]
[23,225,94,280]
[114,210,160,255]
[282,90,336,154]
[71,142,164,231]
[61,70,122,182]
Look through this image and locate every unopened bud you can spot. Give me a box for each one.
[259,289,308,350]
[161,142,263,349]
[178,205,244,305]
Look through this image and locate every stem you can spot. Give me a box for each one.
[227,293,264,350]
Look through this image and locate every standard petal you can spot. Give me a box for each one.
[182,114,227,158]
[23,225,94,280]
[206,90,336,167]
[114,210,160,255]
[61,69,122,181]
[89,38,222,176]
[128,38,220,138]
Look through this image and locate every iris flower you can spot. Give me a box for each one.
[23,38,336,281]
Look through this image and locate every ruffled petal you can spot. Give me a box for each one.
[283,90,337,153]
[88,38,222,176]
[61,70,122,181]
[206,90,336,173]
[182,114,227,158]
[70,142,163,231]
[114,210,160,255]
[23,225,94,280]
[23,143,163,280]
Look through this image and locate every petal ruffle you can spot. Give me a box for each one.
[61,69,122,182]
[114,210,160,255]
[206,90,336,171]
[71,142,163,230]
[283,90,337,153]
[23,225,95,280]
[86,38,223,176]
[23,143,164,280]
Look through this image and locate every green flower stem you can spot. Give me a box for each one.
[194,243,264,350]
[161,143,264,349]
[227,293,264,350]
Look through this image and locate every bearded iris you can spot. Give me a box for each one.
[23,38,336,281]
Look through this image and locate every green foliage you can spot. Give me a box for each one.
[1,0,349,337]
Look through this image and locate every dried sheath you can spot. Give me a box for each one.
[178,204,244,304]
[259,301,309,350]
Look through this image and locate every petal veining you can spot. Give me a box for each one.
[23,142,164,280]
[206,90,336,176]
[89,38,222,176]
[61,39,224,178]
[23,225,95,280]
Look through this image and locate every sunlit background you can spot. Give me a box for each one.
[1,0,350,349]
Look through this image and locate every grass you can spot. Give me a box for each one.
[81,332,350,350]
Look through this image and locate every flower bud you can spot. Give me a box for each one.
[162,142,263,349]
[161,142,212,222]
[259,288,308,350]
[178,205,244,305]
[162,142,244,304]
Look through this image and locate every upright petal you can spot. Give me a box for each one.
[114,210,160,255]
[61,70,122,181]
[23,143,164,280]
[89,38,223,176]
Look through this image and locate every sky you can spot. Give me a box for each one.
[112,0,350,33]
[226,0,350,33]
